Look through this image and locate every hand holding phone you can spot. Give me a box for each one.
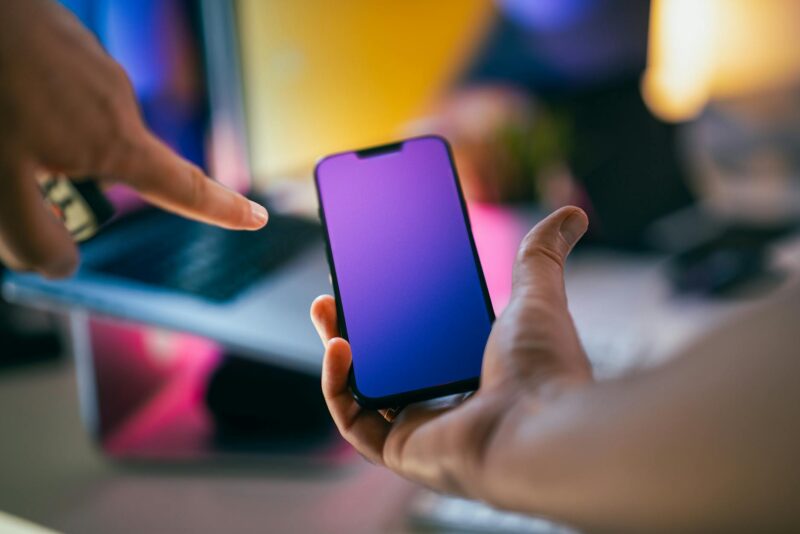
[310,205,591,494]
[315,136,495,408]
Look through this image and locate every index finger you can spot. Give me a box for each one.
[311,295,338,345]
[115,132,268,230]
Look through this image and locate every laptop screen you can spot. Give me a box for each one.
[58,0,250,211]
[61,0,492,197]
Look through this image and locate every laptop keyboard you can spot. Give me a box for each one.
[92,210,321,302]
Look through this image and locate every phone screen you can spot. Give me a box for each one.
[315,136,493,405]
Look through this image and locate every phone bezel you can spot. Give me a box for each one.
[314,135,496,410]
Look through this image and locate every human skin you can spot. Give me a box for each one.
[311,206,800,532]
[0,0,268,279]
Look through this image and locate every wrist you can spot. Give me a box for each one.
[475,375,591,511]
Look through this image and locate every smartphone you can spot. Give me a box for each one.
[315,135,494,409]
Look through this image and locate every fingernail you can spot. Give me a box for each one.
[559,210,588,248]
[250,201,269,225]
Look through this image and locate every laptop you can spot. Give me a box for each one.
[2,0,332,372]
[2,0,487,373]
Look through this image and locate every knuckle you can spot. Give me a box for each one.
[507,316,558,355]
[382,441,401,471]
[381,429,407,470]
[102,65,136,122]
[496,299,562,352]
[507,296,560,327]
[46,252,79,278]
[96,82,128,121]
[501,292,563,332]
[106,61,135,96]
[88,74,139,174]
[93,128,137,176]
[517,228,565,271]
[9,242,78,279]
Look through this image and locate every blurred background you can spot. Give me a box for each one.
[2,1,800,532]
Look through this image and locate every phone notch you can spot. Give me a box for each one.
[355,141,404,159]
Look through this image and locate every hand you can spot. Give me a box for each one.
[310,206,591,501]
[0,0,268,278]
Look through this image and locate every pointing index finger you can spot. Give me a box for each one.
[114,132,267,230]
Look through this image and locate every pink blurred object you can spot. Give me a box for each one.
[467,202,530,313]
[90,317,222,458]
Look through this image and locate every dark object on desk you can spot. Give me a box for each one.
[667,225,791,296]
[79,314,340,462]
[565,81,694,250]
[0,292,62,369]
[206,356,331,438]
[0,323,61,369]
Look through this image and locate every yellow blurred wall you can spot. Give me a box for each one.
[237,0,493,182]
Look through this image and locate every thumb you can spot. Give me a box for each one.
[511,206,588,305]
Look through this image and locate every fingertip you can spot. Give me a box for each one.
[19,231,79,279]
[558,207,588,249]
[39,251,79,279]
[247,200,269,229]
[547,205,586,227]
[520,205,587,260]
[310,295,335,317]
[310,295,337,342]
[513,205,589,298]
[310,296,324,322]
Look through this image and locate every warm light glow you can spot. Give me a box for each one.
[644,0,800,122]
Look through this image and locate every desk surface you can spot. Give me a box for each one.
[0,361,418,534]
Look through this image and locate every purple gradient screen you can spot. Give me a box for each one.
[316,137,492,399]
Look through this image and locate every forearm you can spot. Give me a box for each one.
[481,291,800,532]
